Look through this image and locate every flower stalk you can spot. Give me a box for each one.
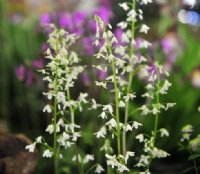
[111,59,121,155]
[123,0,136,156]
[153,79,160,146]
[53,52,59,174]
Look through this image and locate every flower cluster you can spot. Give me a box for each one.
[179,124,200,173]
[25,26,88,172]
[92,0,175,173]
[180,124,200,152]
[15,57,44,86]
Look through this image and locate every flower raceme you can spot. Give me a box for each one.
[25,25,92,174]
[92,0,175,173]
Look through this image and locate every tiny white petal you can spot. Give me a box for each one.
[106,118,117,128]
[103,104,113,115]
[160,80,172,95]
[160,128,169,137]
[99,112,107,119]
[139,105,150,115]
[36,136,42,143]
[136,134,144,142]
[25,143,36,152]
[43,105,52,113]
[132,121,142,129]
[95,164,105,173]
[45,124,54,134]
[125,151,135,164]
[119,3,129,11]
[83,154,94,163]
[119,101,125,108]
[95,127,107,138]
[126,124,133,132]
[43,149,53,158]
[140,24,150,34]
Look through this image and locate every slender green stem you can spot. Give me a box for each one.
[190,150,199,174]
[107,43,121,156]
[147,79,160,171]
[123,0,136,156]
[105,26,121,156]
[153,81,160,146]
[74,145,84,174]
[53,60,59,174]
[193,158,198,174]
[111,59,121,155]
[67,87,84,174]
[67,87,75,126]
[107,166,112,174]
[85,164,98,174]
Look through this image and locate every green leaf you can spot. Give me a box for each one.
[188,153,200,160]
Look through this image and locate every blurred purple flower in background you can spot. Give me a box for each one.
[32,58,44,69]
[114,28,127,46]
[161,38,172,54]
[15,65,26,81]
[15,65,35,86]
[99,0,111,8]
[97,70,107,81]
[26,70,34,86]
[40,13,51,26]
[81,72,91,86]
[161,33,179,64]
[59,12,72,30]
[168,53,176,63]
[41,43,49,52]
[135,38,142,50]
[115,28,123,41]
[93,7,112,24]
[88,19,96,33]
[59,11,87,35]
[73,11,87,26]
[83,37,95,56]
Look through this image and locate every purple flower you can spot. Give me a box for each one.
[15,65,26,81]
[40,13,51,26]
[32,58,44,69]
[148,64,158,82]
[81,72,91,86]
[168,53,176,63]
[26,70,34,86]
[161,38,172,54]
[148,64,158,74]
[83,37,95,56]
[99,0,111,8]
[73,11,87,26]
[135,38,142,50]
[97,70,107,81]
[88,20,96,33]
[114,28,127,46]
[161,35,177,54]
[93,7,112,24]
[115,28,123,41]
[161,35,178,64]
[71,11,87,35]
[73,27,84,36]
[59,13,73,30]
[41,43,49,52]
